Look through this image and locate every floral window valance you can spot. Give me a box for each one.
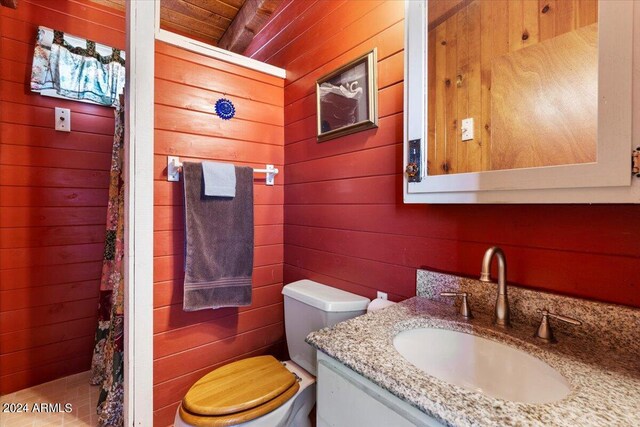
[31,26,126,107]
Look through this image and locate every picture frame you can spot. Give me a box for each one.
[316,48,378,142]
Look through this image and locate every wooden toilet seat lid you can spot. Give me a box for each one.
[179,381,299,427]
[182,355,298,416]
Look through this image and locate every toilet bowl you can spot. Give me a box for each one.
[174,280,370,427]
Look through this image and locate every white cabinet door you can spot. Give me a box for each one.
[403,0,638,203]
[317,352,444,427]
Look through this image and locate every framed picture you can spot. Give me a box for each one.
[316,48,378,142]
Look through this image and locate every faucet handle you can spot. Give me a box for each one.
[534,309,582,343]
[440,291,473,319]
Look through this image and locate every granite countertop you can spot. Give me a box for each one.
[306,296,640,427]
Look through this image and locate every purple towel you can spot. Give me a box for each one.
[182,161,253,311]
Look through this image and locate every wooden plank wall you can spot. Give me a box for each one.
[244,0,640,316]
[428,0,598,175]
[490,23,598,170]
[0,0,124,395]
[246,0,413,299]
[152,41,285,426]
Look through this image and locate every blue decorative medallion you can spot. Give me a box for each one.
[215,98,235,120]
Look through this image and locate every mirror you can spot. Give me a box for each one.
[403,0,635,203]
[427,0,598,176]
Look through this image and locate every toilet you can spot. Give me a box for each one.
[174,279,370,427]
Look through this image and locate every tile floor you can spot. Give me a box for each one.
[0,371,100,426]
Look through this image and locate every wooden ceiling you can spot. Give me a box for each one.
[88,0,282,53]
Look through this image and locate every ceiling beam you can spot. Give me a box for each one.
[428,0,472,30]
[218,0,283,54]
[1,0,18,9]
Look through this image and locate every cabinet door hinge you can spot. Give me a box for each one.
[633,148,640,178]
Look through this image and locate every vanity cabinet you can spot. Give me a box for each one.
[403,0,638,203]
[316,352,443,427]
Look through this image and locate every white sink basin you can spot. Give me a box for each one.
[393,328,570,404]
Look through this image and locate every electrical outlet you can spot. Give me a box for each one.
[376,291,388,300]
[55,107,71,132]
[461,117,474,141]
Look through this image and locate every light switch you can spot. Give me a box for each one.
[461,117,474,141]
[55,107,71,132]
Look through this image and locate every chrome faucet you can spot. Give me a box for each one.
[479,247,511,328]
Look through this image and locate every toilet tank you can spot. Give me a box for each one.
[282,280,370,376]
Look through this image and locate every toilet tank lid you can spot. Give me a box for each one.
[282,280,370,312]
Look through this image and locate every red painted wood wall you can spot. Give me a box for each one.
[152,42,285,426]
[246,0,640,308]
[3,0,637,421]
[0,0,124,394]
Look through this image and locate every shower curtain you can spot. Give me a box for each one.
[90,102,125,427]
[29,25,126,427]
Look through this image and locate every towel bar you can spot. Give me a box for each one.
[167,156,279,186]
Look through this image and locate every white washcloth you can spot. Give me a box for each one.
[202,161,236,197]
